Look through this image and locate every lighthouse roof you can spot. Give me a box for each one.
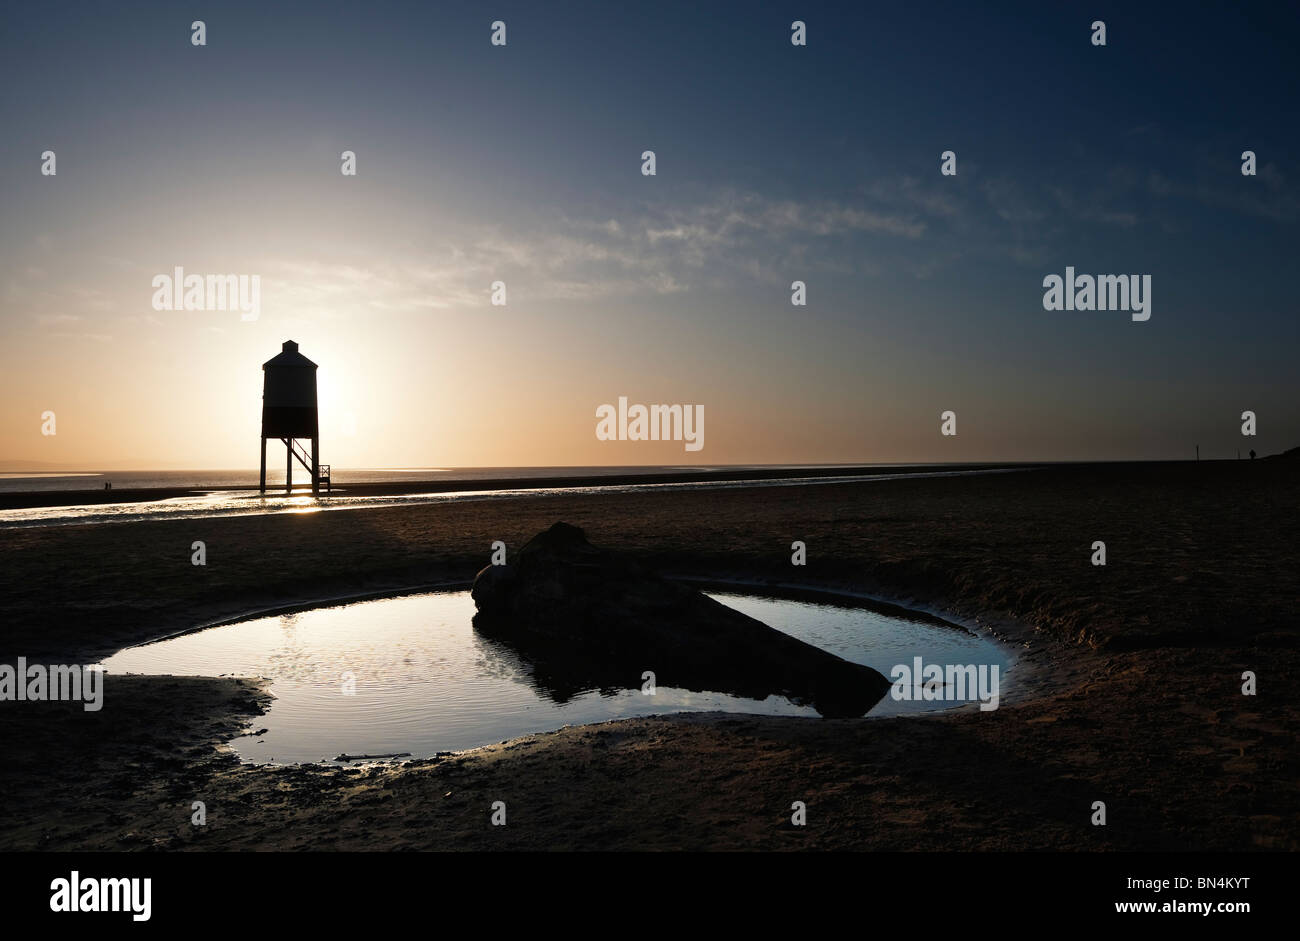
[263,340,318,369]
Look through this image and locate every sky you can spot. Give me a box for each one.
[2,0,1297,469]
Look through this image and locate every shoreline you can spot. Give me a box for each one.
[1,461,1295,851]
[0,462,1032,510]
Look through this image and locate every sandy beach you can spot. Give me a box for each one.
[1,460,1296,851]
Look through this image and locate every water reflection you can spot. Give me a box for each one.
[99,590,1010,764]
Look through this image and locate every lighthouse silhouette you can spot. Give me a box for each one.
[259,340,329,493]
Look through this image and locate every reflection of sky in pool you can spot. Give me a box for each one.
[99,591,1010,765]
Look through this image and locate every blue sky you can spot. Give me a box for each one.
[1,1,1297,466]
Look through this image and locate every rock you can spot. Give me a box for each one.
[471,523,892,717]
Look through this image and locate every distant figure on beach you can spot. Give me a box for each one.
[104,481,111,491]
[1250,449,1256,460]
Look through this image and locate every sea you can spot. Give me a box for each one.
[0,465,836,493]
[0,465,1023,529]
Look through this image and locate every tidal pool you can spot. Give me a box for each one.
[99,589,1009,764]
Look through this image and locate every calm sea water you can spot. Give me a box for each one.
[0,465,1022,528]
[98,590,1011,765]
[0,465,866,493]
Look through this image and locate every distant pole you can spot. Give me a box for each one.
[1196,445,1199,462]
[286,437,293,492]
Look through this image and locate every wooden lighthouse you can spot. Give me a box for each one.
[259,340,329,493]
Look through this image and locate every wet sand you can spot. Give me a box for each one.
[1,460,1296,850]
[0,462,1008,510]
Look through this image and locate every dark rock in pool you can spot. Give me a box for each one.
[471,522,892,717]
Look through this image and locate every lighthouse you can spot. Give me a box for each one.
[259,340,329,493]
